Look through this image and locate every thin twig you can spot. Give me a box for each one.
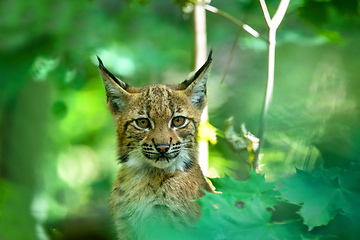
[220,29,241,85]
[259,0,271,26]
[204,4,269,44]
[220,1,255,85]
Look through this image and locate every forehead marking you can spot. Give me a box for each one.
[144,86,173,117]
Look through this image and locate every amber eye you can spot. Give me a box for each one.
[172,116,186,128]
[135,118,151,129]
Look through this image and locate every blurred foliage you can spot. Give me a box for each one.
[223,117,259,167]
[0,0,360,239]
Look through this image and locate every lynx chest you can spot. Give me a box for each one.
[109,166,205,233]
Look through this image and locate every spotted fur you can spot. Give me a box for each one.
[98,51,213,240]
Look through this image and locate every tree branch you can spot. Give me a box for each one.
[253,0,290,171]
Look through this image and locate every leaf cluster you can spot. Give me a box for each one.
[195,161,360,239]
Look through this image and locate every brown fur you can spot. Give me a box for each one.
[98,52,214,240]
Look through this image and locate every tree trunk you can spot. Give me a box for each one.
[193,2,209,176]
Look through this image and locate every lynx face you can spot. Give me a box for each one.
[98,52,212,172]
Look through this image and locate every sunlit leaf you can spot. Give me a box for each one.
[199,121,218,144]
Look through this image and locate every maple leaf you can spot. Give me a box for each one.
[197,193,304,240]
[278,165,360,230]
[196,170,305,240]
[209,168,278,208]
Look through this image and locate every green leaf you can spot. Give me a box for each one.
[197,194,304,240]
[279,166,360,230]
[337,164,360,221]
[196,171,305,239]
[210,168,278,208]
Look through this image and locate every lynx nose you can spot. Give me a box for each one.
[155,144,170,153]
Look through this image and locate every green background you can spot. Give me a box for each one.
[1,0,359,239]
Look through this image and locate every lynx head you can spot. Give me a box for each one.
[98,51,212,172]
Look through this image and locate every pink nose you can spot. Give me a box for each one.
[156,144,170,153]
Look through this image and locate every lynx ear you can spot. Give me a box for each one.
[182,50,212,109]
[97,56,130,114]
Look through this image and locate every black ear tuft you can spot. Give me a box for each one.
[192,49,212,81]
[179,50,213,89]
[97,56,130,114]
[97,55,104,67]
[97,56,130,90]
[184,50,213,109]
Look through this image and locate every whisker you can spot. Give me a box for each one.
[180,147,197,152]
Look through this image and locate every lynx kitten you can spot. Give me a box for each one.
[98,51,214,240]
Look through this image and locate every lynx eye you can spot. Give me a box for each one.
[135,118,151,129]
[172,116,186,128]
